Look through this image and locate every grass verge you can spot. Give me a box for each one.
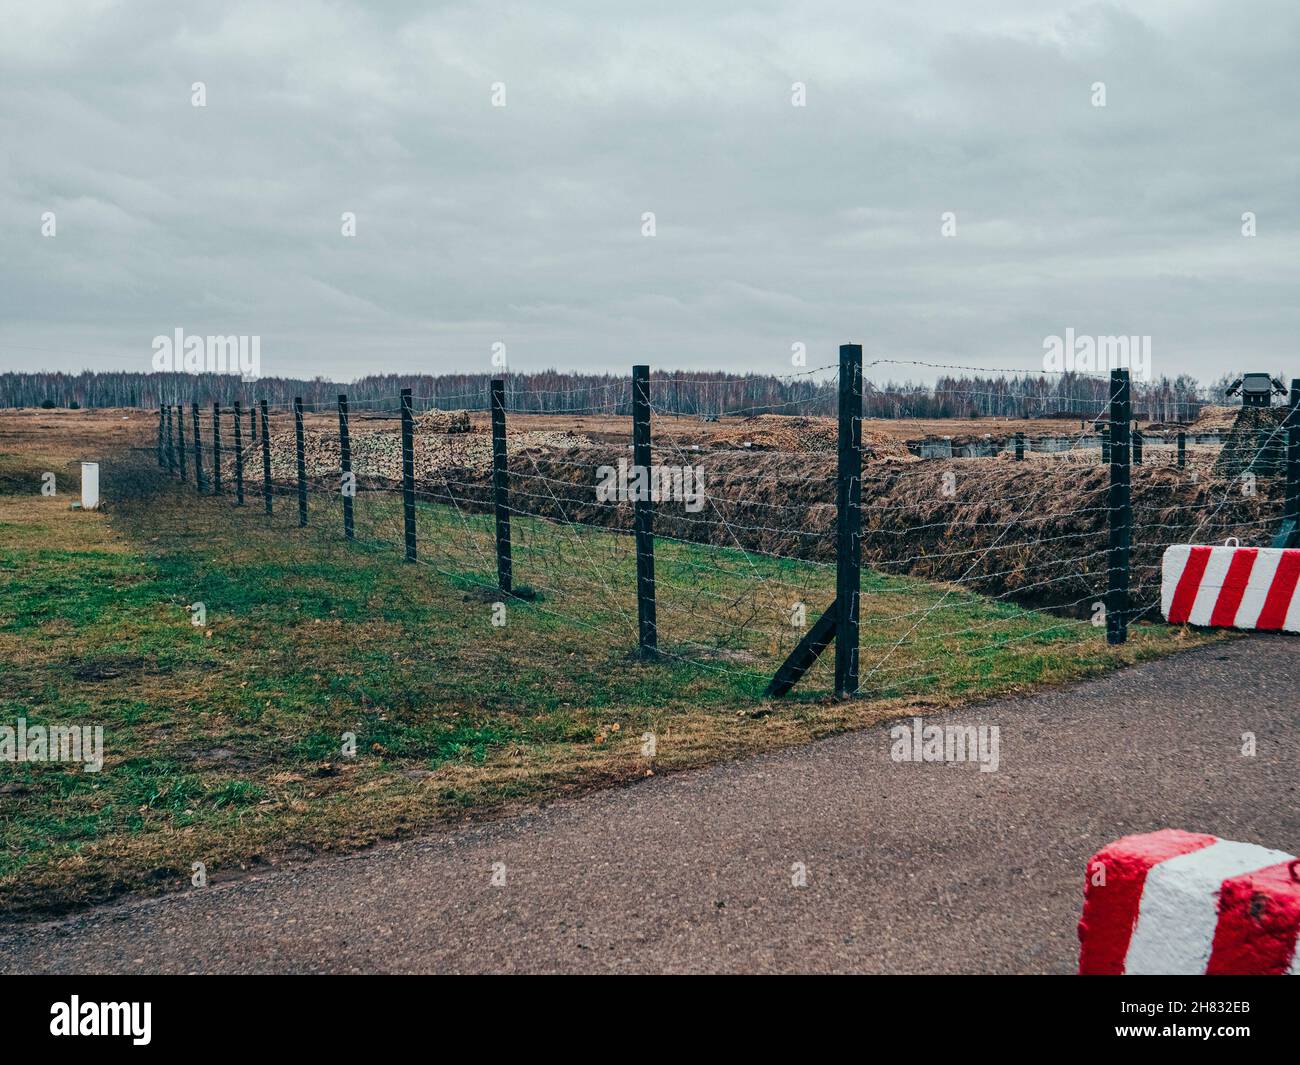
[0,441,1212,916]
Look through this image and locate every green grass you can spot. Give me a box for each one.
[0,451,1207,915]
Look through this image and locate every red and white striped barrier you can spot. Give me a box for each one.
[1161,543,1300,632]
[1078,829,1300,975]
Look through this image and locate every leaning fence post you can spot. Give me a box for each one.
[176,405,187,483]
[233,400,245,506]
[338,394,354,540]
[632,364,657,655]
[260,400,272,516]
[191,402,204,492]
[157,405,165,466]
[491,379,512,593]
[211,402,223,495]
[400,388,417,561]
[1014,431,1025,461]
[834,343,863,696]
[294,397,307,527]
[1177,431,1186,469]
[1107,369,1132,646]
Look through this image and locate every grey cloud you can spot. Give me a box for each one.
[0,0,1296,384]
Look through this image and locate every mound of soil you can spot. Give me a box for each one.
[405,446,1281,613]
[231,416,1281,615]
[228,426,595,485]
[1213,406,1288,477]
[414,409,472,433]
[1191,405,1238,432]
[706,414,911,460]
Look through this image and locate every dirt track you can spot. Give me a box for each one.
[2,636,1294,974]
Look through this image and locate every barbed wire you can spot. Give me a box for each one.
[154,370,1296,700]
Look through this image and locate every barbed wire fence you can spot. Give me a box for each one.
[151,351,1300,702]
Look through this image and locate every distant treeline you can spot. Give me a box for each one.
[0,368,1220,421]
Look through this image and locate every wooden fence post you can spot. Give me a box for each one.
[632,365,657,655]
[294,397,307,527]
[157,405,165,466]
[164,405,175,474]
[233,400,245,506]
[260,400,272,516]
[1133,427,1143,464]
[338,395,354,540]
[1107,369,1132,646]
[400,388,416,561]
[1178,431,1186,469]
[211,403,222,495]
[1014,431,1025,461]
[764,343,867,700]
[176,405,187,482]
[834,343,863,697]
[491,379,512,593]
[191,402,204,492]
[1286,381,1300,531]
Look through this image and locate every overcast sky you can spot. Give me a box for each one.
[1,0,1296,384]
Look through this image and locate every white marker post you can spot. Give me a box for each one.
[80,462,100,510]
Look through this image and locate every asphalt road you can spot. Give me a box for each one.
[2,638,1296,974]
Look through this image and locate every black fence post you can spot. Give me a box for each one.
[167,405,180,473]
[164,405,175,474]
[1014,431,1025,461]
[211,403,222,495]
[491,379,512,593]
[260,400,272,516]
[157,405,165,466]
[233,400,245,506]
[176,405,187,483]
[191,402,204,492]
[632,365,657,655]
[834,344,863,697]
[1177,431,1186,469]
[400,388,416,561]
[1107,369,1132,646]
[1132,426,1143,464]
[1101,423,1111,464]
[338,394,354,541]
[1286,380,1300,532]
[294,397,307,527]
